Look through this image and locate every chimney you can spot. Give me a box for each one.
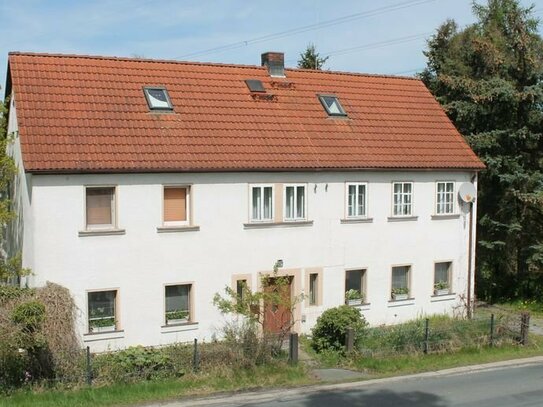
[261,52,285,77]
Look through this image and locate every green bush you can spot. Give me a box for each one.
[93,346,181,383]
[11,301,46,333]
[311,305,367,353]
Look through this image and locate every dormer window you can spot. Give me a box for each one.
[245,79,266,93]
[318,95,347,117]
[143,87,173,110]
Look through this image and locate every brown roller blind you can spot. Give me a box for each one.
[86,188,114,226]
[164,188,187,222]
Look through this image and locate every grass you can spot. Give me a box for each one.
[350,335,543,377]
[0,363,313,407]
[489,301,543,319]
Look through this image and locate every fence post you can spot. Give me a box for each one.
[423,318,430,354]
[289,333,298,365]
[345,327,354,353]
[520,312,530,346]
[193,338,200,372]
[489,313,495,347]
[85,346,92,386]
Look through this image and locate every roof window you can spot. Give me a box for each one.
[143,87,173,110]
[318,95,347,117]
[245,79,266,93]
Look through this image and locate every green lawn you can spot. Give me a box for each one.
[351,336,543,377]
[0,364,312,407]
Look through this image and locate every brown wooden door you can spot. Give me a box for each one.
[263,277,292,335]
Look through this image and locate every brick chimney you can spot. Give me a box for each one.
[261,52,285,77]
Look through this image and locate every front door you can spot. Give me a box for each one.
[263,277,292,335]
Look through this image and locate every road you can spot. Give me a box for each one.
[159,360,543,407]
[239,363,543,407]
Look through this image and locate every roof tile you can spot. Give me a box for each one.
[7,52,484,173]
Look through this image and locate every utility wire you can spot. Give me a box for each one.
[174,0,438,59]
[284,32,431,65]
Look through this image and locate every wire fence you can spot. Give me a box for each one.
[0,310,533,392]
[0,330,297,391]
[352,311,531,358]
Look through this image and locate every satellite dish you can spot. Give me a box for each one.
[458,182,477,203]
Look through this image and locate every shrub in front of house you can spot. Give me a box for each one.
[311,305,367,353]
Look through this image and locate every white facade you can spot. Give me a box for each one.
[7,94,478,352]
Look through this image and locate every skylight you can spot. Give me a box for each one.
[245,79,266,93]
[143,87,173,110]
[318,95,347,117]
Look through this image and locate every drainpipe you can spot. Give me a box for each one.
[466,173,477,319]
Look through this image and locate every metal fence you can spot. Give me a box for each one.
[346,312,531,357]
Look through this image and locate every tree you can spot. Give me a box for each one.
[213,263,304,347]
[421,0,543,301]
[297,43,329,70]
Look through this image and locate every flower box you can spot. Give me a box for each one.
[392,293,409,301]
[347,299,363,306]
[434,289,450,296]
[90,324,115,333]
[167,317,189,325]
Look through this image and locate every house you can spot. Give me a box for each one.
[4,51,484,351]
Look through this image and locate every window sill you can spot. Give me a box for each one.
[243,220,314,229]
[349,302,371,311]
[431,214,461,220]
[340,218,373,224]
[83,330,125,342]
[156,225,200,233]
[387,216,418,222]
[387,298,415,307]
[430,293,456,302]
[78,229,126,237]
[160,322,199,334]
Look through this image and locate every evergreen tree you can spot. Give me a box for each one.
[421,0,543,301]
[297,43,329,70]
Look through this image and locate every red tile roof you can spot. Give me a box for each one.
[7,52,484,173]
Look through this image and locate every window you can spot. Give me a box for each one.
[86,187,115,230]
[436,182,455,215]
[346,183,367,218]
[345,269,365,304]
[309,273,318,306]
[251,185,273,222]
[165,284,191,325]
[284,185,306,221]
[163,187,189,226]
[143,87,173,110]
[434,262,452,294]
[245,79,266,93]
[393,182,413,216]
[88,290,117,333]
[391,266,410,299]
[318,95,347,116]
[236,279,248,301]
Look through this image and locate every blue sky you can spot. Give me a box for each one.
[1,0,542,93]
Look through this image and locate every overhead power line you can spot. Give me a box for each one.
[174,0,438,60]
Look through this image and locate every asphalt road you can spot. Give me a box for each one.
[234,363,543,407]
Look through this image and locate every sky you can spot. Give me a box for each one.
[1,0,543,95]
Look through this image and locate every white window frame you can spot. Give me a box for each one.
[283,184,307,221]
[434,261,453,294]
[85,186,117,231]
[435,181,455,215]
[249,184,274,222]
[392,182,414,217]
[164,283,193,325]
[345,182,368,218]
[162,185,191,227]
[391,265,411,299]
[87,289,119,333]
